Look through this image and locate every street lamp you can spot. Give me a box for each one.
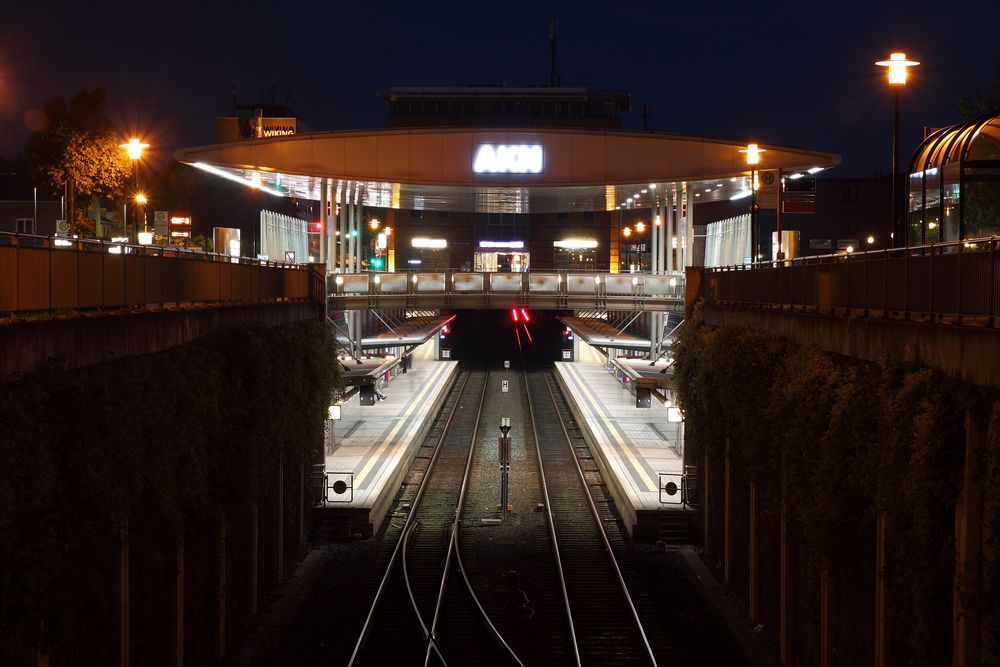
[120,138,149,242]
[740,143,766,264]
[875,52,919,247]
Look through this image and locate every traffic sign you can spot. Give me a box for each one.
[501,379,509,393]
[504,360,510,369]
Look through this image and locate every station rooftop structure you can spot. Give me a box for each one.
[907,111,1000,245]
[175,84,841,273]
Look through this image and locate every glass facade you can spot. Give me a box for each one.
[907,114,1000,243]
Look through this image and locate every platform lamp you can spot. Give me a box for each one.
[875,52,919,247]
[739,143,766,264]
[120,138,149,242]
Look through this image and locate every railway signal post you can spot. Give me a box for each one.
[498,417,512,518]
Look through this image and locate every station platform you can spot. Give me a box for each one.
[320,340,459,538]
[554,342,694,541]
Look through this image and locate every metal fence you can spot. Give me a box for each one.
[700,237,999,326]
[0,232,325,318]
[331,269,686,299]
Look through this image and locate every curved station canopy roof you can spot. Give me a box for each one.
[175,127,840,213]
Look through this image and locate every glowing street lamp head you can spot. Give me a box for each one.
[622,226,632,238]
[120,138,149,160]
[134,193,148,205]
[635,221,646,233]
[740,143,766,166]
[876,52,919,85]
[369,218,380,230]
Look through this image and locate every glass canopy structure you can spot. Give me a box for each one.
[907,112,1000,244]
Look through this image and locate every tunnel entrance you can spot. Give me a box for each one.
[440,309,571,366]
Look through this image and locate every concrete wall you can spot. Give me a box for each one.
[696,304,1000,390]
[0,302,322,378]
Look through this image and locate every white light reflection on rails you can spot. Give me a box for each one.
[473,145,543,174]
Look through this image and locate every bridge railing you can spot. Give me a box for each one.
[329,270,686,300]
[701,237,999,325]
[0,232,325,319]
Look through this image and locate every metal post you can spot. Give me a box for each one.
[667,186,675,273]
[776,168,784,261]
[892,88,900,247]
[499,418,512,517]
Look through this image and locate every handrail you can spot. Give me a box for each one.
[698,236,1000,326]
[0,231,324,319]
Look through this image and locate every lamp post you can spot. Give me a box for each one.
[134,193,147,241]
[740,143,766,264]
[119,138,148,243]
[875,52,919,247]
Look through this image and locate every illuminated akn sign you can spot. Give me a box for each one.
[473,144,543,174]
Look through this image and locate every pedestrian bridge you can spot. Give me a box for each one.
[329,270,686,311]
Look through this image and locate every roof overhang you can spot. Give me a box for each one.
[174,127,840,213]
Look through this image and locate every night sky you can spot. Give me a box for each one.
[2,0,998,177]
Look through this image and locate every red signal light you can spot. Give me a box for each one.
[312,221,323,232]
[520,308,530,322]
[511,308,519,322]
[442,325,450,335]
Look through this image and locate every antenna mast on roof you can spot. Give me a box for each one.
[549,18,560,87]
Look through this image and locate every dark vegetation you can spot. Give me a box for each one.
[0,320,338,664]
[674,321,998,665]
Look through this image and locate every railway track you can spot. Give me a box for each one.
[350,364,666,666]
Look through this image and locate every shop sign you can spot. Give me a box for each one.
[473,144,543,174]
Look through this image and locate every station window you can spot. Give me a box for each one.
[16,218,35,234]
[583,211,596,226]
[411,210,423,223]
[557,212,568,224]
[841,186,858,203]
[437,101,449,115]
[436,211,449,223]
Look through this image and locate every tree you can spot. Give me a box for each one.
[959,57,1000,119]
[24,87,132,237]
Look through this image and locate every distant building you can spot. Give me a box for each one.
[0,201,61,236]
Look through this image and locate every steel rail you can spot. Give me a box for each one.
[538,370,659,666]
[424,368,523,666]
[522,366,583,667]
[347,370,475,666]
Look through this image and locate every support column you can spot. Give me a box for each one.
[657,184,666,274]
[277,445,284,583]
[651,193,658,274]
[119,518,130,667]
[724,436,732,585]
[666,186,675,273]
[703,453,711,553]
[176,536,184,667]
[217,515,226,662]
[319,178,328,270]
[338,181,348,273]
[820,568,833,667]
[780,476,793,665]
[749,481,758,624]
[954,401,991,667]
[875,512,887,667]
[681,182,691,270]
[250,500,258,616]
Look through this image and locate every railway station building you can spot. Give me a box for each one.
[175,85,841,273]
